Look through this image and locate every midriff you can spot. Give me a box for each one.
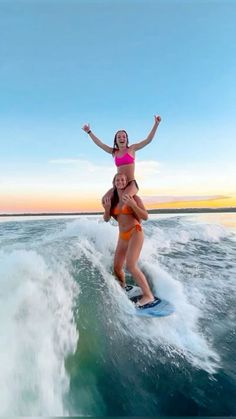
[113,209,140,230]
[118,216,139,231]
[117,163,135,181]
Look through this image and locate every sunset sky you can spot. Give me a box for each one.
[1,0,236,213]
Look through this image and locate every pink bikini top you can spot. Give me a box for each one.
[114,152,135,167]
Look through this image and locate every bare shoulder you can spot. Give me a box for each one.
[129,142,143,152]
[127,144,136,155]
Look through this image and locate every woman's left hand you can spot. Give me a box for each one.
[154,115,161,124]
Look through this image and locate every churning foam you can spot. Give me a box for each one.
[0,249,79,416]
[66,216,221,374]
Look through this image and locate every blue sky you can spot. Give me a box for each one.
[0,0,236,211]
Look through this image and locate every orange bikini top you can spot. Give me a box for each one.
[111,204,133,216]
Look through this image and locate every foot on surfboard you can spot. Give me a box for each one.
[124,284,175,317]
[135,297,161,310]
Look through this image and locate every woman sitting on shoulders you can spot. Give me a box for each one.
[82,115,161,204]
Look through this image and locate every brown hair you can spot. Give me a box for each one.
[110,173,128,214]
[112,130,129,156]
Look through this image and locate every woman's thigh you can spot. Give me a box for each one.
[126,230,144,267]
[114,238,128,271]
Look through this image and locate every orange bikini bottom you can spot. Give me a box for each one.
[119,224,142,241]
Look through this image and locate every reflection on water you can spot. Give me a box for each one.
[190,212,236,230]
[146,212,236,233]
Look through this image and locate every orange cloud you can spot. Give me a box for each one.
[0,192,101,213]
[1,191,236,214]
[144,195,236,210]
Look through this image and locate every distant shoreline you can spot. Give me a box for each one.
[0,207,236,217]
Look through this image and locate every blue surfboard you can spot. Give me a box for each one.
[125,284,175,318]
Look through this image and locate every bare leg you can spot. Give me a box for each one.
[126,230,154,305]
[113,238,128,288]
[123,182,138,197]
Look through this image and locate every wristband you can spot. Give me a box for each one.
[87,130,91,134]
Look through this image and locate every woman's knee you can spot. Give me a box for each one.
[125,261,136,274]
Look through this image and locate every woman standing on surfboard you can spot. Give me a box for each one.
[82,115,161,203]
[103,172,158,308]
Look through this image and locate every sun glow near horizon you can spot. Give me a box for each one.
[1,158,235,213]
[1,1,236,214]
[1,188,236,214]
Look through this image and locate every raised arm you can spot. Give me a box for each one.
[131,115,161,152]
[82,124,113,154]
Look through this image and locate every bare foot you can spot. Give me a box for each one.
[138,295,154,306]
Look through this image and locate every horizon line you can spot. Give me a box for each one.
[1,207,236,217]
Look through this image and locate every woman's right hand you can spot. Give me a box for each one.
[82,124,90,133]
[103,196,111,210]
